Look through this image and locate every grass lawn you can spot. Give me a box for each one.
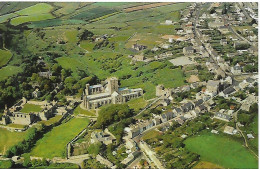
[30,117,90,158]
[20,104,42,113]
[80,40,95,52]
[142,129,161,141]
[0,49,12,67]
[127,97,147,112]
[0,128,28,154]
[7,123,27,129]
[73,105,96,116]
[184,133,258,168]
[0,66,22,81]
[38,115,63,126]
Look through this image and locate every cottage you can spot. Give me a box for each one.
[205,80,220,97]
[220,39,228,45]
[32,88,41,98]
[208,21,224,28]
[183,46,194,55]
[224,126,237,135]
[231,63,242,75]
[133,55,145,62]
[172,107,183,116]
[218,26,229,34]
[219,86,236,98]
[38,71,52,79]
[121,151,141,165]
[214,112,232,122]
[96,155,114,168]
[195,104,207,113]
[247,134,255,139]
[181,102,195,112]
[132,44,147,51]
[194,99,203,107]
[152,117,161,126]
[165,20,173,25]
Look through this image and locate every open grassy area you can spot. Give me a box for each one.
[142,129,161,141]
[184,133,258,168]
[0,128,28,154]
[0,49,12,67]
[73,105,96,116]
[20,103,42,113]
[30,117,90,158]
[7,123,27,129]
[0,66,22,81]
[38,115,63,126]
[248,115,258,151]
[127,97,147,112]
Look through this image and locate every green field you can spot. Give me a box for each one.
[0,128,28,154]
[0,66,22,81]
[15,3,53,15]
[73,105,96,116]
[20,104,42,113]
[248,115,258,150]
[7,123,27,129]
[10,13,54,26]
[0,49,12,67]
[30,117,90,158]
[184,133,258,168]
[38,115,63,126]
[127,97,147,112]
[0,13,17,23]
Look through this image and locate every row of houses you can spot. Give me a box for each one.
[125,95,209,139]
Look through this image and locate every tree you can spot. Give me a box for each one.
[87,142,103,156]
[79,30,94,41]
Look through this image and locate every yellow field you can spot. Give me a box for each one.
[194,161,223,169]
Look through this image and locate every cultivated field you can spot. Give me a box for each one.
[123,2,174,12]
[30,117,89,158]
[184,133,258,168]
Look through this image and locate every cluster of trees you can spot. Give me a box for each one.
[21,153,78,168]
[213,96,239,111]
[108,118,135,143]
[197,65,214,81]
[83,156,106,169]
[87,142,104,156]
[238,103,258,125]
[0,160,14,169]
[95,104,133,129]
[105,144,127,168]
[93,39,109,50]
[5,126,47,158]
[78,29,94,41]
[144,117,207,169]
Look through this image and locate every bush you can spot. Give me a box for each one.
[0,160,14,169]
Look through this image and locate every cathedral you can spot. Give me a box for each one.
[83,77,143,109]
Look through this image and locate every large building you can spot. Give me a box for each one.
[83,77,143,109]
